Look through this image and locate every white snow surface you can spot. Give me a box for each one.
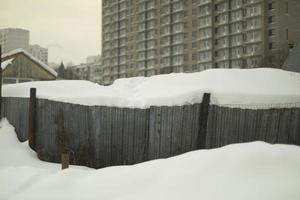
[0,118,300,200]
[1,58,15,70]
[1,48,58,77]
[3,68,300,108]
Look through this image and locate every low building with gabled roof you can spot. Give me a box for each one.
[1,48,57,84]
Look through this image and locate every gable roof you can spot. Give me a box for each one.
[283,43,300,73]
[1,48,58,77]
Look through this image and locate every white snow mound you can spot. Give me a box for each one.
[0,119,300,200]
[3,68,300,108]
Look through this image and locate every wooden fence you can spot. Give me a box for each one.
[1,97,29,142]
[1,93,300,169]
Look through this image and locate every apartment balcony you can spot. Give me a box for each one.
[243,0,262,7]
[160,0,172,6]
[215,56,230,62]
[243,39,262,45]
[215,33,230,39]
[197,59,213,64]
[197,0,212,7]
[198,24,212,30]
[244,26,262,32]
[244,13,262,20]
[215,44,229,50]
[198,12,212,18]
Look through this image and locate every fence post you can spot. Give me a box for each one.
[61,153,69,170]
[28,88,36,150]
[198,93,211,149]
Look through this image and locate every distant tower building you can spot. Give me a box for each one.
[29,44,48,64]
[86,55,101,63]
[101,0,300,85]
[0,28,29,53]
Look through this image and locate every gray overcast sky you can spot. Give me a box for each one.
[0,0,102,65]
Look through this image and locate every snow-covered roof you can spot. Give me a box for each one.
[1,58,15,70]
[1,48,58,77]
[283,43,300,73]
[2,68,300,109]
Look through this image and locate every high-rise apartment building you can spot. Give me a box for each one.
[102,0,300,85]
[29,44,48,64]
[0,28,30,53]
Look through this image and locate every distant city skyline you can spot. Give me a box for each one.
[0,0,102,64]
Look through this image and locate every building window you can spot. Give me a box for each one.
[269,29,274,36]
[268,16,273,24]
[268,3,273,10]
[286,2,289,14]
[269,43,273,50]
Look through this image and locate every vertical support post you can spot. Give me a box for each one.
[0,45,2,117]
[198,93,211,149]
[28,88,36,150]
[61,153,69,170]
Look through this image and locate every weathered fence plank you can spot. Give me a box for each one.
[1,97,29,141]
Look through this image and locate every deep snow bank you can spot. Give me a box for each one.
[3,68,300,108]
[0,119,300,200]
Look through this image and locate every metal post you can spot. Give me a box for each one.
[28,88,37,150]
[61,153,70,170]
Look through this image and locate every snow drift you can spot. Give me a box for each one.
[0,119,300,200]
[3,68,300,108]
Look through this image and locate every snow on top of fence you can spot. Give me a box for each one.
[2,68,300,109]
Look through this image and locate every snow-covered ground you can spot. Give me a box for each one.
[1,118,300,200]
[3,68,300,109]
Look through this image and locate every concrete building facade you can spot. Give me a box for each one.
[29,44,49,64]
[0,28,29,53]
[101,0,300,85]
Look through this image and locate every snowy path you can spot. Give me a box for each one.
[0,118,300,200]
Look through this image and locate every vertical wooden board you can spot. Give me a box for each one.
[259,110,270,142]
[245,110,256,142]
[148,107,160,160]
[218,107,227,147]
[122,108,135,165]
[232,108,241,145]
[51,101,61,161]
[93,106,103,168]
[170,106,186,156]
[277,109,290,143]
[215,107,222,147]
[102,106,112,167]
[205,105,215,148]
[182,105,193,153]
[87,106,96,167]
[111,107,124,165]
[144,109,150,161]
[187,105,195,152]
[253,110,261,141]
[35,99,42,151]
[177,105,186,154]
[190,104,200,150]
[237,108,246,143]
[268,109,281,144]
[133,109,147,164]
[159,106,172,158]
[288,109,300,145]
